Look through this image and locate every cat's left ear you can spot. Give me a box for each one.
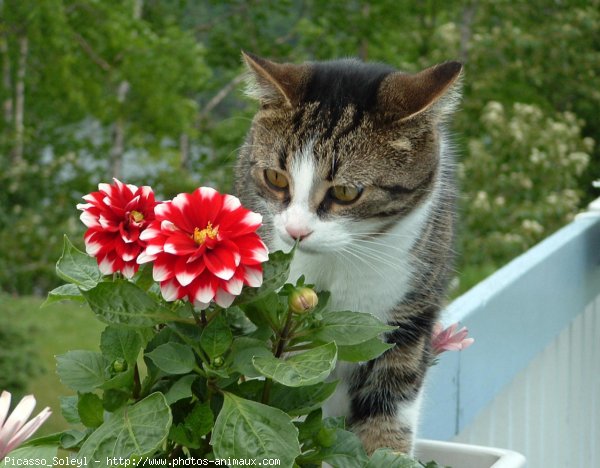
[242,51,307,108]
[379,61,463,121]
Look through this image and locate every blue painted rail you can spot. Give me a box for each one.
[420,211,600,441]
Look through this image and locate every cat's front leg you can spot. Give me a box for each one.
[346,340,428,455]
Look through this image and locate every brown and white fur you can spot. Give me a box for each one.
[234,52,462,455]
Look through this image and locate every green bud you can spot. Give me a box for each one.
[111,358,127,373]
[288,287,319,314]
[213,356,224,367]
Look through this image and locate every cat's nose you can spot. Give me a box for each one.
[285,225,313,241]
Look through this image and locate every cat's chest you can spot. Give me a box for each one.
[286,246,414,322]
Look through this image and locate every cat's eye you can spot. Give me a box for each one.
[264,169,289,190]
[329,185,363,204]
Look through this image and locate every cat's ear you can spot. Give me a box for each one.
[242,51,307,108]
[379,61,462,121]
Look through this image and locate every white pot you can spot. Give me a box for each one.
[415,440,526,468]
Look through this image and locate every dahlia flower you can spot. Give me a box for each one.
[137,187,268,308]
[431,322,474,355]
[0,391,51,458]
[77,178,157,278]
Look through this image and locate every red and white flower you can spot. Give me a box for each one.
[432,322,475,355]
[137,187,268,308]
[77,178,157,278]
[0,391,51,458]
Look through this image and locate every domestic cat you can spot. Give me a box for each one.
[234,52,461,455]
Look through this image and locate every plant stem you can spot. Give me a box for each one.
[262,307,294,403]
[132,363,141,399]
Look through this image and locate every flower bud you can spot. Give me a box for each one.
[288,287,318,314]
[213,356,224,368]
[111,358,127,373]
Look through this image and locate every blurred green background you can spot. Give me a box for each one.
[0,0,598,434]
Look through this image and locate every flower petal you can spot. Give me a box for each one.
[153,255,176,282]
[236,234,269,265]
[164,232,198,255]
[188,272,218,304]
[175,257,205,287]
[0,395,36,448]
[215,288,236,308]
[223,275,244,296]
[4,407,51,456]
[0,391,11,428]
[160,278,183,302]
[204,246,238,281]
[242,265,263,287]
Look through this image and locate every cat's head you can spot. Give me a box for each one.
[235,52,462,254]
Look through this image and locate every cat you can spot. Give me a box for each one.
[234,52,461,455]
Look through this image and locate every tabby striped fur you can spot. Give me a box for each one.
[234,53,462,455]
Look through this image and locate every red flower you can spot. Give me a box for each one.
[137,187,268,308]
[77,179,157,278]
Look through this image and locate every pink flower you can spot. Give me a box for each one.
[431,322,474,355]
[77,178,158,278]
[0,391,52,458]
[137,187,268,308]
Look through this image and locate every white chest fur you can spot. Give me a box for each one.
[267,145,437,419]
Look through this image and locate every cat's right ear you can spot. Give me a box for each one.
[242,51,307,108]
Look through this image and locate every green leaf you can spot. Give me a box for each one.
[82,280,178,327]
[252,342,337,387]
[133,263,155,291]
[318,428,369,468]
[230,337,273,378]
[60,395,81,424]
[169,401,213,450]
[367,448,428,468]
[200,314,233,360]
[297,409,323,442]
[77,393,172,466]
[100,325,142,365]
[0,445,57,468]
[185,401,213,437]
[56,235,103,290]
[42,283,85,308]
[102,389,130,412]
[78,393,104,428]
[145,342,196,374]
[56,351,108,392]
[314,311,396,346]
[337,337,395,362]
[234,248,294,305]
[269,381,338,416]
[165,374,197,405]
[60,429,88,449]
[211,393,300,468]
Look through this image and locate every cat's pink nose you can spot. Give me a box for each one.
[285,225,313,241]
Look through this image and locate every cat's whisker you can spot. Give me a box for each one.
[340,246,389,280]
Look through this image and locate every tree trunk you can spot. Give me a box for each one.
[12,35,27,164]
[110,81,129,179]
[1,36,13,128]
[109,0,142,179]
[459,2,477,64]
[180,133,189,171]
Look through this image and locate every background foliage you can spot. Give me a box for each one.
[0,0,598,407]
[0,0,598,295]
